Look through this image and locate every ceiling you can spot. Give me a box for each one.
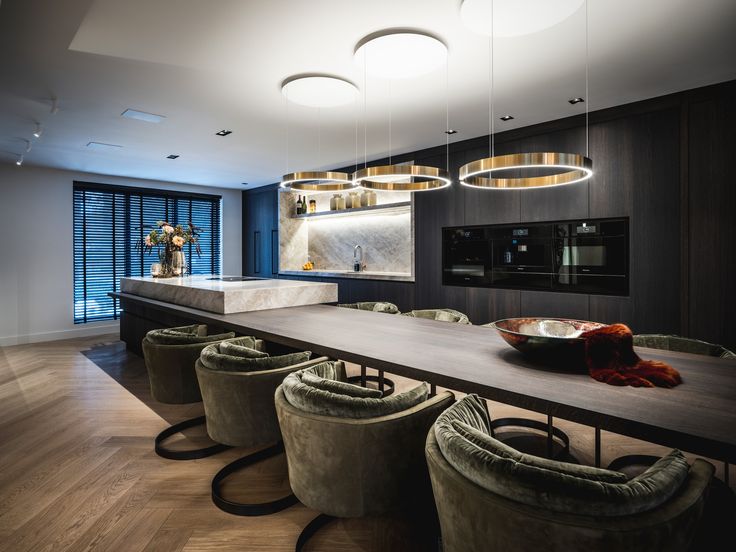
[1,0,734,189]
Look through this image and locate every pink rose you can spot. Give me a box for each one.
[172,236,185,248]
[163,225,174,234]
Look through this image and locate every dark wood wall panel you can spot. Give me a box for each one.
[688,90,736,350]
[413,153,467,312]
[520,290,590,321]
[465,288,520,326]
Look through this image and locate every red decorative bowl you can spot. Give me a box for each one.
[488,317,606,372]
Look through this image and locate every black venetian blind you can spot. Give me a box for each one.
[73,181,222,324]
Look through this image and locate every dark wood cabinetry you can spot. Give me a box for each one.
[242,186,279,277]
[244,80,736,349]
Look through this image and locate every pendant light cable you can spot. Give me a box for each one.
[388,79,392,165]
[490,0,495,158]
[285,89,290,174]
[446,57,450,171]
[363,48,368,169]
[585,0,589,157]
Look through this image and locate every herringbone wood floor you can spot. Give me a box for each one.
[0,335,732,551]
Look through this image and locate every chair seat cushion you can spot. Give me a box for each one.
[219,336,268,358]
[402,309,471,324]
[633,334,735,359]
[435,395,689,516]
[146,324,235,345]
[338,302,400,314]
[283,362,429,419]
[301,371,382,398]
[200,342,311,372]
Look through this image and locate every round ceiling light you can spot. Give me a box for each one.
[459,152,592,189]
[354,30,447,79]
[353,165,451,192]
[281,75,358,108]
[460,0,584,37]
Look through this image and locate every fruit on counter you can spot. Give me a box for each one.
[302,261,314,271]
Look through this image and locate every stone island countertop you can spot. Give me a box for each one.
[119,275,338,314]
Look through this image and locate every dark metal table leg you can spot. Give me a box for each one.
[155,415,231,460]
[547,415,554,459]
[595,427,601,468]
[360,365,367,387]
[211,441,298,516]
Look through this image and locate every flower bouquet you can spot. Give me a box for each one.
[142,221,202,277]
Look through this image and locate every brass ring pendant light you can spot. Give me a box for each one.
[353,30,452,192]
[280,171,354,192]
[354,164,451,191]
[459,0,593,190]
[459,152,592,189]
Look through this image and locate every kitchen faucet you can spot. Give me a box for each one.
[353,245,363,272]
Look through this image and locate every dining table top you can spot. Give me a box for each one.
[113,292,736,463]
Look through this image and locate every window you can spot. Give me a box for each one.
[73,181,221,324]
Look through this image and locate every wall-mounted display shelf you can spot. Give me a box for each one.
[293,201,411,219]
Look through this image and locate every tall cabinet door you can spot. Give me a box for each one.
[242,187,279,277]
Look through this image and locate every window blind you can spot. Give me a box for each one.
[73,181,221,324]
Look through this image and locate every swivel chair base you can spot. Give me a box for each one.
[347,366,396,397]
[492,417,576,463]
[212,441,299,516]
[296,513,335,552]
[155,415,232,460]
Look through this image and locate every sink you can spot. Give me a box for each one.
[206,276,265,282]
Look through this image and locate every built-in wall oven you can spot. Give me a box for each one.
[442,227,492,286]
[553,219,628,294]
[442,217,629,296]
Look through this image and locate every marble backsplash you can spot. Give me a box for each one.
[278,190,413,275]
[307,211,412,273]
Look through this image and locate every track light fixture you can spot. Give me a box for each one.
[33,123,43,139]
[16,155,23,166]
[24,139,32,153]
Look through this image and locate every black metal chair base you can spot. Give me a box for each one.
[212,441,299,516]
[492,417,574,462]
[155,415,232,460]
[296,513,336,552]
[607,454,659,473]
[347,373,396,397]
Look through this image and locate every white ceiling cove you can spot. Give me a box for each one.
[0,0,734,189]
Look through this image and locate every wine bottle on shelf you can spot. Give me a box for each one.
[296,195,303,215]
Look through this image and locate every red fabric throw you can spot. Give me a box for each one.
[581,323,682,388]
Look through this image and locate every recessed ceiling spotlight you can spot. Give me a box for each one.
[33,123,43,138]
[282,75,358,108]
[500,115,514,121]
[121,109,166,123]
[86,141,123,151]
[16,154,23,166]
[569,97,585,105]
[215,130,232,136]
[354,29,447,79]
[166,154,179,159]
[460,0,584,37]
[445,129,458,135]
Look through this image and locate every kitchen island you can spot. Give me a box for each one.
[115,275,337,354]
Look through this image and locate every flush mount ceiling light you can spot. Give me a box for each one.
[215,129,232,136]
[281,75,358,108]
[460,0,584,37]
[166,154,179,159]
[354,30,447,79]
[500,115,514,121]
[121,108,166,123]
[569,97,585,104]
[460,0,593,190]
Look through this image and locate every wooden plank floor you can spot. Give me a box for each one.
[0,335,732,552]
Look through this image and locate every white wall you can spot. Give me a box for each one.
[0,165,241,346]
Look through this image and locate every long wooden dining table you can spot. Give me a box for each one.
[113,292,736,470]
